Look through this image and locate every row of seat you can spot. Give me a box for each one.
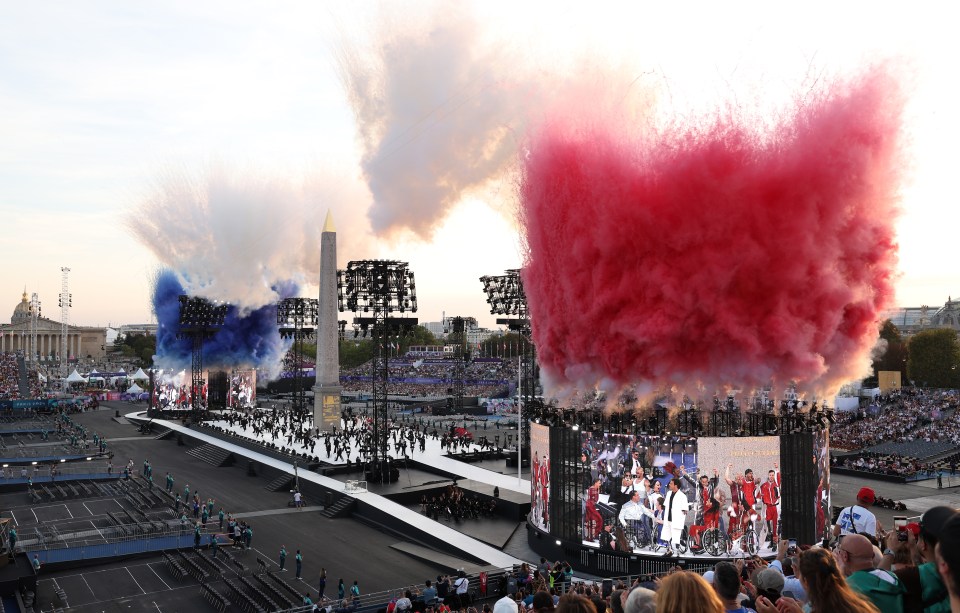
[223,578,267,613]
[201,582,231,613]
[266,570,305,603]
[254,572,296,609]
[178,551,210,584]
[163,552,187,581]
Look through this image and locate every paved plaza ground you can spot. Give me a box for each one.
[5,404,534,612]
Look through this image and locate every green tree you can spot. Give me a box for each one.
[398,325,439,352]
[907,328,960,388]
[115,333,156,367]
[339,339,374,369]
[872,320,909,380]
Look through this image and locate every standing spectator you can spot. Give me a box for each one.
[453,570,469,607]
[656,572,724,613]
[711,561,756,612]
[836,534,905,612]
[422,579,437,605]
[338,579,345,601]
[279,546,287,571]
[765,549,880,613]
[935,515,960,613]
[623,587,656,613]
[296,550,303,579]
[834,488,878,539]
[885,506,956,613]
[318,568,327,600]
[351,580,361,605]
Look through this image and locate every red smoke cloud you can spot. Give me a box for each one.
[520,68,904,397]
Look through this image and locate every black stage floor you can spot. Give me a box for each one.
[22,404,531,612]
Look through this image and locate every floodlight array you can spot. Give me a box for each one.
[178,296,228,331]
[479,269,526,317]
[337,260,417,314]
[277,297,319,340]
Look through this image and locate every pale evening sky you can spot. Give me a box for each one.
[1,2,956,330]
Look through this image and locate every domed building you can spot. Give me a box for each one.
[0,289,106,361]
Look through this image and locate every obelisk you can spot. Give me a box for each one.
[313,210,341,431]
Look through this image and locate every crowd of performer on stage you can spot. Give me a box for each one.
[582,437,781,558]
[420,484,498,522]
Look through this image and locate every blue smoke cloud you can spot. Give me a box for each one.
[152,270,295,379]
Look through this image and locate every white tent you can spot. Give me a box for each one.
[65,369,87,383]
[131,368,149,382]
[126,383,144,394]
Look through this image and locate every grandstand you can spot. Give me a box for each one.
[830,388,960,481]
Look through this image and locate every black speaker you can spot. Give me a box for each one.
[780,433,816,546]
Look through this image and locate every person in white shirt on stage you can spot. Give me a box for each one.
[658,478,689,556]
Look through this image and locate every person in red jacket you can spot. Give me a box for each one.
[758,463,781,545]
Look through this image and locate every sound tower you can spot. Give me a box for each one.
[780,433,816,546]
[207,370,229,410]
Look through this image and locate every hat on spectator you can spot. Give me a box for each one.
[754,569,785,593]
[532,591,554,611]
[494,596,519,613]
[702,571,715,584]
[856,487,875,505]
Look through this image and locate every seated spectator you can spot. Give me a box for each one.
[395,591,413,613]
[658,571,724,613]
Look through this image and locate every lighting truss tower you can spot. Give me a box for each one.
[480,269,536,481]
[59,267,71,378]
[278,298,319,428]
[29,293,40,363]
[445,316,472,415]
[177,296,228,421]
[708,395,742,437]
[337,260,418,483]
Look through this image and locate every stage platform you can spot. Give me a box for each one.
[208,417,531,494]
[126,411,524,569]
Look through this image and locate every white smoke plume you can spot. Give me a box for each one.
[128,162,370,310]
[335,5,545,239]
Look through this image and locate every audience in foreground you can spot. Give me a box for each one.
[485,505,958,613]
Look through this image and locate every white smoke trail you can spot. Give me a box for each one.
[127,162,370,310]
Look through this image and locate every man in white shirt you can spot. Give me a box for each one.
[833,487,878,538]
[661,478,688,556]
